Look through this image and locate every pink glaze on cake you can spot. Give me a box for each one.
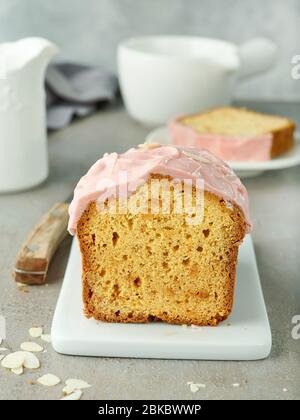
[68,145,252,235]
[169,118,273,161]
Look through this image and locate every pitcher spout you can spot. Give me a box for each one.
[19,37,59,66]
[0,37,59,74]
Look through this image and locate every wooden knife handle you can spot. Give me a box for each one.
[14,202,70,285]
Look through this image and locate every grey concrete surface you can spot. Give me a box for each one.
[0,0,300,101]
[0,100,299,400]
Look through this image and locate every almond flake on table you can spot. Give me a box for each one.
[62,384,76,395]
[65,378,92,390]
[11,367,23,375]
[0,347,9,351]
[20,342,43,352]
[37,374,61,387]
[232,383,240,387]
[187,382,206,393]
[19,351,40,369]
[29,327,43,338]
[17,283,29,293]
[40,334,51,343]
[61,389,83,400]
[1,352,25,369]
[189,383,199,393]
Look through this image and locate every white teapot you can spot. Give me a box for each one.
[0,38,58,192]
[118,36,278,126]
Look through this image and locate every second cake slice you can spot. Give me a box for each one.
[169,107,295,161]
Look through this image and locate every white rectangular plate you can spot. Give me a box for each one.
[51,235,271,360]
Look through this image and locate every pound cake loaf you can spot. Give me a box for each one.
[169,107,295,161]
[68,145,251,326]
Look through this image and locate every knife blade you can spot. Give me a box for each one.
[14,194,73,285]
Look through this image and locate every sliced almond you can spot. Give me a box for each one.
[29,327,43,338]
[37,374,61,387]
[189,383,199,393]
[182,150,211,164]
[17,281,28,288]
[61,389,82,400]
[188,382,206,393]
[11,367,23,375]
[20,351,40,369]
[62,384,76,395]
[40,334,51,343]
[0,347,9,351]
[138,143,160,150]
[65,378,91,390]
[20,342,43,352]
[1,352,25,369]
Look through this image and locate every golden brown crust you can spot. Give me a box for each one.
[77,175,246,326]
[270,121,295,158]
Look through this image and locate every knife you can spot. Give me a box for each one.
[14,195,73,285]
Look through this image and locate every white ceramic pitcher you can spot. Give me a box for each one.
[118,36,278,126]
[0,38,58,192]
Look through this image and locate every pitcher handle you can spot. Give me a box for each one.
[238,38,278,79]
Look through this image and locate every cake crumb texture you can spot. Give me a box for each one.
[77,175,246,326]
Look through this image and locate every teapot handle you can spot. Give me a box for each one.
[238,38,278,79]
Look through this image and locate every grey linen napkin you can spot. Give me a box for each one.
[46,63,118,130]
